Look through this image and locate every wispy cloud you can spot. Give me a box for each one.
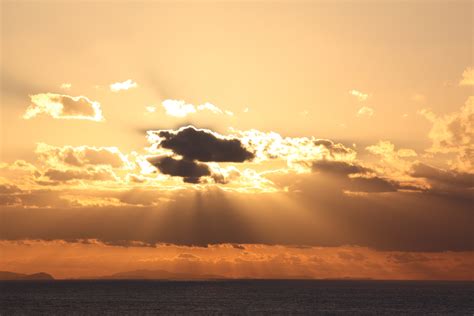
[357,106,374,117]
[145,105,157,113]
[60,83,72,90]
[349,89,370,101]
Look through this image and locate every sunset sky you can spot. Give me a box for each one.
[0,0,473,280]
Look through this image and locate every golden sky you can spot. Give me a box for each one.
[0,0,473,280]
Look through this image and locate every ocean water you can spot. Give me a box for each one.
[0,280,472,315]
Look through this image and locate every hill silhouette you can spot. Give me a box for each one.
[91,269,226,280]
[0,271,54,280]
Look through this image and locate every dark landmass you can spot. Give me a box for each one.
[83,269,227,280]
[0,270,375,281]
[0,271,54,280]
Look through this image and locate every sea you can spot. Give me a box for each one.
[0,280,473,315]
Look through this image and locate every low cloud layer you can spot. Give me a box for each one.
[1,240,471,280]
[0,184,472,252]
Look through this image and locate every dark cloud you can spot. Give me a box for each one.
[410,163,474,199]
[147,156,211,183]
[411,163,474,188]
[146,126,253,183]
[312,160,369,176]
[155,126,254,162]
[311,160,403,193]
[348,176,399,193]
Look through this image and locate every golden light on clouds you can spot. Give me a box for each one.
[23,93,104,121]
[1,0,472,280]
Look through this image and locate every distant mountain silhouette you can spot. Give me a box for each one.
[93,269,226,280]
[0,271,54,280]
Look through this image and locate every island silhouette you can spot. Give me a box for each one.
[0,271,54,280]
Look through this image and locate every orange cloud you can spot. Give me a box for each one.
[23,93,104,121]
[420,97,474,171]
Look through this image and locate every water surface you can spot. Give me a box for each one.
[1,280,472,315]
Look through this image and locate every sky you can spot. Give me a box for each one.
[0,0,473,280]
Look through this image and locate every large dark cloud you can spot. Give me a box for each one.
[147,126,253,183]
[156,126,254,162]
[148,156,211,183]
